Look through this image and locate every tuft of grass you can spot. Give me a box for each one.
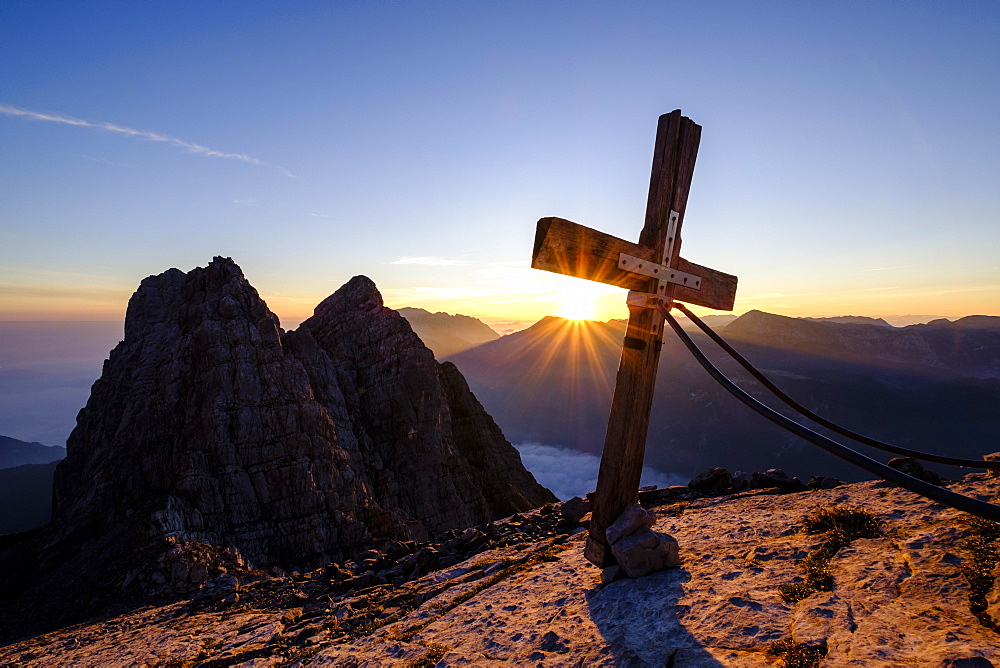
[766,638,826,667]
[778,581,826,604]
[285,644,323,664]
[409,642,451,667]
[956,514,1000,631]
[661,501,689,517]
[779,506,881,603]
[802,505,881,543]
[350,607,407,639]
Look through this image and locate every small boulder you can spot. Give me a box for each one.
[538,630,570,653]
[688,467,733,495]
[584,536,609,568]
[751,469,806,493]
[637,485,689,506]
[886,456,924,476]
[601,503,681,578]
[613,527,661,551]
[807,475,842,490]
[731,471,752,492]
[611,529,680,578]
[560,496,592,523]
[982,452,1000,478]
[887,457,943,486]
[383,540,412,559]
[605,504,656,545]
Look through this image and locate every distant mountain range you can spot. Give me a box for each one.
[0,461,59,535]
[0,436,64,535]
[397,307,500,359]
[5,308,996,536]
[0,435,65,469]
[448,310,1000,483]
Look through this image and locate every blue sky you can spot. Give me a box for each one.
[1,1,998,327]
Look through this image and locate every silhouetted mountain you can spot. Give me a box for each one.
[0,258,552,640]
[804,316,892,327]
[448,317,624,455]
[687,313,738,329]
[398,307,499,358]
[726,310,1000,378]
[449,311,1000,484]
[0,461,58,534]
[0,436,65,469]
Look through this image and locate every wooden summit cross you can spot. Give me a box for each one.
[531,110,738,567]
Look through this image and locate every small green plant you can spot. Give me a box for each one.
[662,501,689,517]
[777,581,825,604]
[766,638,826,667]
[779,506,881,603]
[409,642,451,667]
[285,644,323,664]
[956,514,1000,631]
[802,505,881,543]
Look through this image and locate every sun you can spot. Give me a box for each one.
[557,292,600,321]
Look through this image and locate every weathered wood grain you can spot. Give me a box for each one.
[531,217,737,311]
[587,111,700,567]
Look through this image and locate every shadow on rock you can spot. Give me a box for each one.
[586,568,723,666]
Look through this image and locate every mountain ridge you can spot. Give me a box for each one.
[448,311,1000,483]
[0,435,65,469]
[396,306,499,358]
[0,258,553,640]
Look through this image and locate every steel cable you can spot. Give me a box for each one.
[672,301,1000,471]
[659,303,1000,522]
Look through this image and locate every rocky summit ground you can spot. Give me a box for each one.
[2,474,1000,667]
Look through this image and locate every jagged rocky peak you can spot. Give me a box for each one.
[40,258,552,615]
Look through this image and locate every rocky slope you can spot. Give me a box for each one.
[0,257,552,640]
[2,474,998,665]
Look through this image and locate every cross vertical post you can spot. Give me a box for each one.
[586,112,701,566]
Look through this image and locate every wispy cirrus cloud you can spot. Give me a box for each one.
[390,256,473,267]
[0,103,294,177]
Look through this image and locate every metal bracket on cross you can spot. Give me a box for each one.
[620,253,703,308]
[620,209,702,310]
[618,255,702,289]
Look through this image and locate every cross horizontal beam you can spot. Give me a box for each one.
[532,216,738,311]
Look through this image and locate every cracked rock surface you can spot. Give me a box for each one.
[0,258,553,641]
[3,476,998,666]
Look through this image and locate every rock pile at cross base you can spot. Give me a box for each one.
[2,475,999,665]
[0,257,553,639]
